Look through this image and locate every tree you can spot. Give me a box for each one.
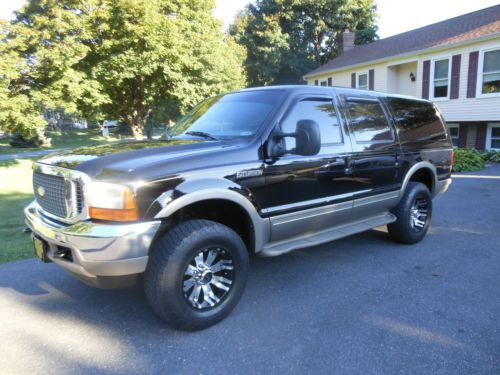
[230,0,378,86]
[1,0,246,139]
[0,21,47,138]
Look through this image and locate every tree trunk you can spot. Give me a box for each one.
[130,122,144,140]
[127,106,151,140]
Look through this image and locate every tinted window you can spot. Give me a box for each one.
[173,90,286,138]
[345,98,392,142]
[386,98,445,143]
[281,98,342,149]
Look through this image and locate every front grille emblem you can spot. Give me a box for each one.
[37,186,46,197]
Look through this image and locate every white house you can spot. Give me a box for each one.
[304,5,500,150]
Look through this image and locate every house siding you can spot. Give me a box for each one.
[418,38,500,122]
[307,37,500,124]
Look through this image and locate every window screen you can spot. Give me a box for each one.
[482,49,500,94]
[345,98,392,142]
[433,59,449,98]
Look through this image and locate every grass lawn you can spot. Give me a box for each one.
[0,128,125,155]
[0,159,37,263]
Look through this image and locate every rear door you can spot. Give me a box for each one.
[341,95,402,217]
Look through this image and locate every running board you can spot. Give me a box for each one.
[260,212,396,257]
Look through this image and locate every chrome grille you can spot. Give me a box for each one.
[33,172,68,217]
[33,171,84,219]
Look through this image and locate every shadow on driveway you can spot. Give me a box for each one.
[1,165,499,374]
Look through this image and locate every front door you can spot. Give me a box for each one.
[251,94,355,242]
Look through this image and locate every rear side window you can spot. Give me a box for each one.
[386,98,446,143]
[345,98,393,142]
[281,98,343,149]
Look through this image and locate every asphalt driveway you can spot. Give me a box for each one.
[1,165,499,374]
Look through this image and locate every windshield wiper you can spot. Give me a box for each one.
[184,131,221,142]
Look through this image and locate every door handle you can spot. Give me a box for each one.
[344,157,353,175]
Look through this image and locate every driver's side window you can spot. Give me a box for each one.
[281,98,342,150]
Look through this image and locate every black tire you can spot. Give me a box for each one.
[144,219,249,331]
[387,182,432,244]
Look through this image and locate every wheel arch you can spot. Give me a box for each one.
[153,187,270,253]
[401,162,438,197]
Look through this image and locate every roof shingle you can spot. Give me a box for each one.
[306,5,500,77]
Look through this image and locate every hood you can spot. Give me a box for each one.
[38,138,236,181]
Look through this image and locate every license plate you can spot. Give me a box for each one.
[33,236,49,263]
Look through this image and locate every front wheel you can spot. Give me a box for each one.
[387,182,432,244]
[144,220,249,331]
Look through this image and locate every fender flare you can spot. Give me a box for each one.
[153,182,270,253]
[400,161,438,196]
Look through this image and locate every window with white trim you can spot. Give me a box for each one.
[431,58,450,98]
[447,124,459,147]
[479,48,500,95]
[320,80,327,87]
[357,73,368,89]
[487,123,500,150]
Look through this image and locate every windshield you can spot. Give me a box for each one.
[171,90,285,139]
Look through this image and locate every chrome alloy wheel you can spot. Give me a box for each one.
[182,247,234,310]
[409,197,428,231]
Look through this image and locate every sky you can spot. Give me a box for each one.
[1,0,499,39]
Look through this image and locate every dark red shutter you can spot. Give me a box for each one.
[351,73,356,88]
[450,54,461,99]
[314,80,319,86]
[368,69,374,90]
[467,51,479,98]
[327,77,332,86]
[458,124,468,148]
[422,60,430,99]
[475,123,487,150]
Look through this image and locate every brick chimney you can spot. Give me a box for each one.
[338,29,355,55]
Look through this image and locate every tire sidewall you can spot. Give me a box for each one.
[401,183,433,242]
[147,221,249,330]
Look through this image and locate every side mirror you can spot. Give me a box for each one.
[267,119,321,159]
[294,120,321,156]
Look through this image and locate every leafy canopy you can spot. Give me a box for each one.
[230,0,378,86]
[0,0,246,138]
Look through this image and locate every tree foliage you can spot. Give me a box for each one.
[230,0,378,86]
[0,0,246,139]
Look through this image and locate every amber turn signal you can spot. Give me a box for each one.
[88,184,140,221]
[89,207,140,222]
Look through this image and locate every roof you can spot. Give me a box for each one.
[239,84,432,103]
[306,5,500,77]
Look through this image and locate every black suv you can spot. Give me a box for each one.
[25,86,453,330]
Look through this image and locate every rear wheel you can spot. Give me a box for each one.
[388,182,432,244]
[144,220,249,331]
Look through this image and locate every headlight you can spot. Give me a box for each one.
[87,181,139,221]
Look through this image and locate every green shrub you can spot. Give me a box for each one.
[480,150,500,163]
[452,148,485,172]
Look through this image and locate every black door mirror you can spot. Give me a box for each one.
[294,120,321,156]
[267,119,321,159]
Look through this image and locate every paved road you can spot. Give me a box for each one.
[1,166,499,374]
[0,148,67,161]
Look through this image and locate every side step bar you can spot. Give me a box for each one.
[260,212,396,257]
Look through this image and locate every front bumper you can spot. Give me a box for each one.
[24,201,161,287]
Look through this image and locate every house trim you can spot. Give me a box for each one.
[356,71,369,89]
[429,55,452,101]
[476,44,500,98]
[486,123,500,150]
[304,32,500,79]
